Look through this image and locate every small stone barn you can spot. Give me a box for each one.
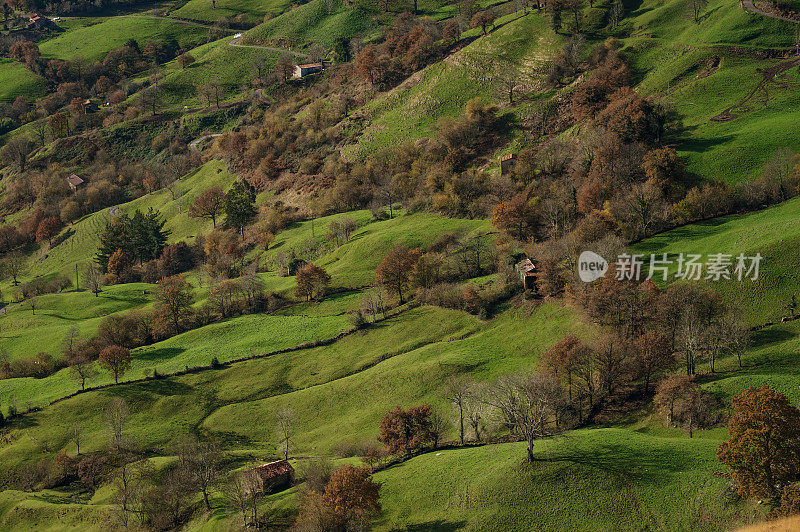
[66,174,85,192]
[245,460,295,494]
[292,62,327,79]
[517,257,538,290]
[499,153,517,176]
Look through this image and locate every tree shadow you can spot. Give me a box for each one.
[751,326,797,349]
[698,6,722,24]
[544,439,694,483]
[390,520,468,531]
[678,132,736,154]
[99,378,194,402]
[135,347,185,362]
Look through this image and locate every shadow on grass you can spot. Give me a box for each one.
[544,439,692,482]
[135,346,185,362]
[634,217,733,254]
[679,132,736,154]
[390,521,468,531]
[99,378,194,402]
[751,325,797,349]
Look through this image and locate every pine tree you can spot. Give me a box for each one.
[95,209,170,271]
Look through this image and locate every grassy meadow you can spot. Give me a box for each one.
[0,60,46,104]
[39,17,211,61]
[3,0,800,530]
[634,196,800,326]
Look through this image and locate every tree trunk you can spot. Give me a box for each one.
[459,403,464,445]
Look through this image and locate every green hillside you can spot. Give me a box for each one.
[347,11,562,158]
[4,0,800,530]
[17,160,237,283]
[38,16,211,61]
[0,60,46,104]
[635,197,800,326]
[374,429,759,531]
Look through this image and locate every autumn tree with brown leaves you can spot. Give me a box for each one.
[322,465,381,530]
[188,187,225,228]
[470,10,495,34]
[375,245,421,304]
[275,53,296,83]
[541,334,591,403]
[718,386,800,499]
[633,330,674,394]
[295,263,332,302]
[378,404,436,456]
[98,345,132,384]
[155,275,194,332]
[491,193,540,241]
[297,465,381,531]
[35,216,60,246]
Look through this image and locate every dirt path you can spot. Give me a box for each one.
[121,13,237,31]
[189,133,222,152]
[228,34,310,58]
[119,14,310,57]
[742,0,800,23]
[710,57,799,121]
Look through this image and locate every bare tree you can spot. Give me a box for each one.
[686,0,708,23]
[275,407,295,461]
[444,376,471,444]
[242,469,262,525]
[114,459,149,527]
[610,0,623,28]
[174,434,224,510]
[139,86,165,116]
[2,252,25,286]
[200,79,224,108]
[69,355,98,391]
[487,374,571,462]
[104,397,130,451]
[65,424,82,455]
[465,385,486,442]
[275,53,296,84]
[62,324,81,359]
[429,408,449,449]
[83,263,105,297]
[224,473,250,527]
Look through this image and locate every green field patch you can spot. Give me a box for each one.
[634,197,800,325]
[38,16,210,61]
[244,0,369,51]
[265,210,491,289]
[0,60,46,104]
[374,428,758,531]
[173,0,294,23]
[156,37,281,109]
[0,283,153,362]
[347,12,561,158]
[202,303,580,453]
[18,160,236,283]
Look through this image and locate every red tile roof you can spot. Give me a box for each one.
[250,460,294,481]
[66,174,84,187]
